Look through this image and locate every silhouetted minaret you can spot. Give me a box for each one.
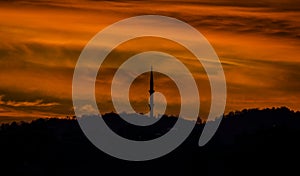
[149,66,154,118]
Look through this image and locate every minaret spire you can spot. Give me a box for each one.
[149,66,154,118]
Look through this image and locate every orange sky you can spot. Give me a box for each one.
[0,0,300,122]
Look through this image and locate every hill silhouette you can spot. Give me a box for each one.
[1,107,300,176]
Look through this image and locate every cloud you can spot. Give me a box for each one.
[0,95,59,107]
[0,0,300,121]
[0,94,66,123]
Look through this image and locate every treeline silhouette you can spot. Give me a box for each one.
[1,107,300,176]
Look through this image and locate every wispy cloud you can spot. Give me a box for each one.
[0,95,59,107]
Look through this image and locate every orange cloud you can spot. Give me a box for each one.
[0,0,299,122]
[0,97,59,108]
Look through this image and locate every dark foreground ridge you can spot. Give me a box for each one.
[1,107,300,176]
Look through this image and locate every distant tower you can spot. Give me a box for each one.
[149,66,155,118]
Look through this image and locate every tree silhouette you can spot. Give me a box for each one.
[0,107,299,175]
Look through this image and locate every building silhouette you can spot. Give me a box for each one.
[149,66,155,118]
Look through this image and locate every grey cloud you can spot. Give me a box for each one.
[184,13,300,40]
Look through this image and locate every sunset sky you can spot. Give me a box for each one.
[0,0,300,123]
